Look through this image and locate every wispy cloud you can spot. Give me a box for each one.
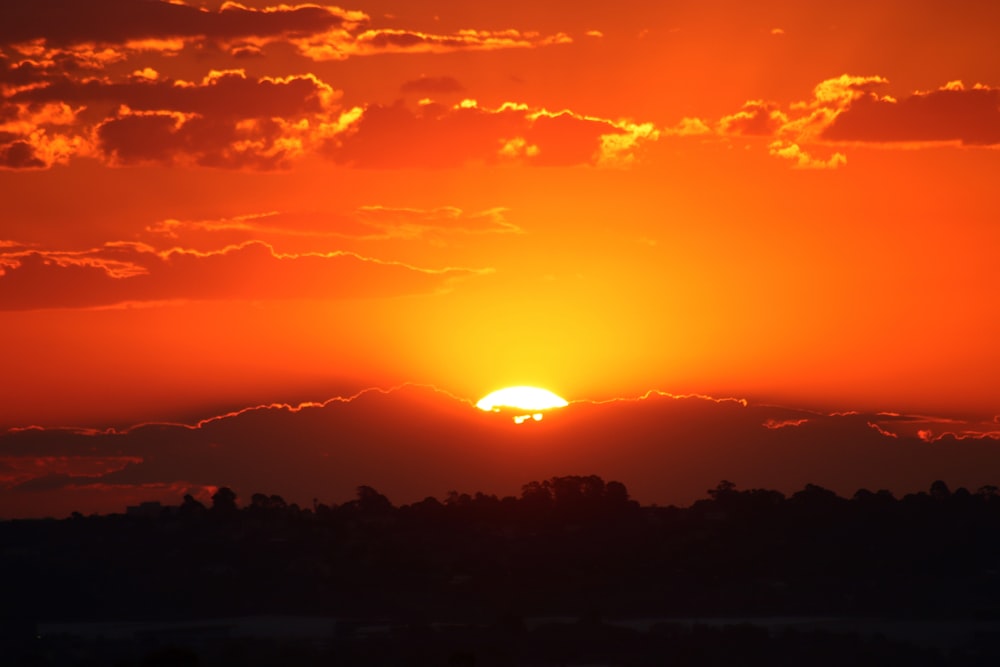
[0,241,489,310]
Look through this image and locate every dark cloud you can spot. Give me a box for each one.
[11,71,331,118]
[0,52,53,87]
[0,138,45,168]
[0,2,566,63]
[822,84,1000,145]
[2,385,998,518]
[4,66,647,170]
[96,111,295,168]
[0,0,354,48]
[348,28,569,56]
[698,77,1000,169]
[525,111,618,165]
[326,101,632,168]
[0,241,485,310]
[14,473,84,492]
[2,70,338,169]
[326,101,521,168]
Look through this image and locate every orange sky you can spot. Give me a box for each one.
[1,1,998,516]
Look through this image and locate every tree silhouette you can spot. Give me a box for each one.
[178,494,206,516]
[210,486,237,513]
[929,479,951,500]
[354,485,393,513]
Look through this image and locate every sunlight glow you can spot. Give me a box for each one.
[476,386,568,422]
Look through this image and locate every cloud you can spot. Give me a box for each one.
[4,58,654,169]
[718,100,787,136]
[663,117,713,136]
[144,206,521,246]
[0,455,141,486]
[0,2,569,62]
[762,418,809,429]
[688,75,1000,168]
[325,100,659,168]
[771,76,1000,148]
[95,107,299,169]
[2,385,998,518]
[821,80,1000,145]
[768,140,846,169]
[0,241,488,310]
[0,99,89,168]
[354,206,522,239]
[3,69,342,168]
[298,28,572,60]
[12,69,338,119]
[0,4,576,170]
[0,1,360,50]
[0,138,45,167]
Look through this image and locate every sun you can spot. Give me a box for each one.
[476,386,569,423]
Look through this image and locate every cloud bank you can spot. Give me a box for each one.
[3,385,998,518]
[673,75,1000,168]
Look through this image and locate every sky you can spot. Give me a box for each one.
[1,1,998,517]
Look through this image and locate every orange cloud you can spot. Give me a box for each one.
[0,241,489,310]
[4,69,340,168]
[767,140,846,170]
[296,27,572,60]
[354,206,522,239]
[692,75,1000,168]
[0,1,359,50]
[664,117,713,136]
[4,59,656,169]
[13,69,339,118]
[762,418,809,429]
[2,2,568,64]
[0,100,88,168]
[145,207,521,246]
[821,80,1000,145]
[718,100,787,136]
[326,100,658,168]
[95,106,305,168]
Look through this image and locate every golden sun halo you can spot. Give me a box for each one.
[476,386,569,423]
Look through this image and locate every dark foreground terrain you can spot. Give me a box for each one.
[4,476,1000,665]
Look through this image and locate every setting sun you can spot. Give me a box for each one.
[477,387,569,423]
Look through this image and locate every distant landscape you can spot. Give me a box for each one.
[5,475,1000,665]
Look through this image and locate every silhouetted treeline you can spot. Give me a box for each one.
[15,616,1000,667]
[4,476,1000,665]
